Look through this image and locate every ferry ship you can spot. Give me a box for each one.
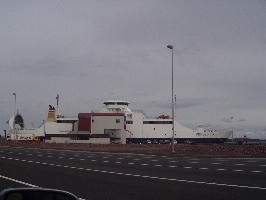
[101,100,232,143]
[7,98,232,143]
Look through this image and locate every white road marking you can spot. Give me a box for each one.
[184,166,192,169]
[199,168,208,170]
[115,162,121,164]
[1,153,266,191]
[0,174,39,187]
[155,165,162,167]
[216,169,227,171]
[233,169,244,172]
[128,163,135,165]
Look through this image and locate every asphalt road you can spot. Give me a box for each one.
[0,145,265,200]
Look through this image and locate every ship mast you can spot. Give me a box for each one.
[56,94,59,116]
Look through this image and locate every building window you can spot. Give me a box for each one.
[116,119,120,123]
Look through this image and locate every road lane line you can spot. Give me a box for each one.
[216,169,226,171]
[2,154,266,191]
[0,174,38,187]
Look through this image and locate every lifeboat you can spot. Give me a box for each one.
[158,114,170,119]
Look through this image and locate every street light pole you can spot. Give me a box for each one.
[167,45,175,153]
[43,120,46,143]
[12,93,16,141]
[13,93,16,114]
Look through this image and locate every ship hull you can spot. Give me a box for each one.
[127,137,228,144]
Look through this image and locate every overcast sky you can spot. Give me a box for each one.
[1,0,266,139]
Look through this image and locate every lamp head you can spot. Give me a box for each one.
[167,45,173,49]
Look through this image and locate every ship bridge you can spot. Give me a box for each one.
[103,100,132,113]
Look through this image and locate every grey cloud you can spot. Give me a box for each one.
[1,0,266,139]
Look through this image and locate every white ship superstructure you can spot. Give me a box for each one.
[102,100,232,143]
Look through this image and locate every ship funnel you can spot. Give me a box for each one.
[47,105,56,122]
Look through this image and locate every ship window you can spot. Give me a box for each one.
[143,121,172,124]
[154,128,155,130]
[116,119,120,123]
[117,102,129,105]
[57,120,77,124]
[126,121,133,124]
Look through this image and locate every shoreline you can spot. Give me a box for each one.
[1,141,266,157]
